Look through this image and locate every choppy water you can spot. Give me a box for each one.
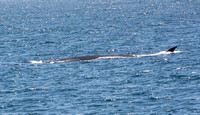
[0,0,200,114]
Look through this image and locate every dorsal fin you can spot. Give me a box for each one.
[167,46,177,52]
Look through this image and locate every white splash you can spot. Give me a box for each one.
[29,60,43,64]
[137,51,185,57]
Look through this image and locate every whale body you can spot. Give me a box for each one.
[30,46,184,64]
[37,46,179,63]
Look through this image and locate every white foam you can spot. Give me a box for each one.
[29,60,43,64]
[137,51,185,57]
[173,51,186,53]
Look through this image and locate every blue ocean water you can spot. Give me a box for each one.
[0,0,200,114]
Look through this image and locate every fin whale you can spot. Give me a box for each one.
[44,46,178,63]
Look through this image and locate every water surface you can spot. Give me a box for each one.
[0,0,200,114]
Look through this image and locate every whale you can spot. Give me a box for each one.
[30,46,183,64]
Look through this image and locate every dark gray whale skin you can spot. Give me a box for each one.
[51,55,137,63]
[47,46,177,63]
